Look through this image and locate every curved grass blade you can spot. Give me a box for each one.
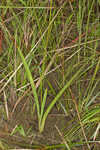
[18,47,40,120]
[40,65,84,132]
[82,107,100,124]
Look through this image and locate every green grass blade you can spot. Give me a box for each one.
[84,59,100,107]
[18,47,40,120]
[86,91,100,107]
[40,66,84,132]
[40,88,47,123]
[46,79,56,96]
[82,107,100,124]
[19,0,26,6]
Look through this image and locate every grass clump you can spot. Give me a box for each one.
[0,0,100,149]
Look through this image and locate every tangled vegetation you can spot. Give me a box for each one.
[0,0,100,149]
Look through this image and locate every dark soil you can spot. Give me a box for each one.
[0,86,70,149]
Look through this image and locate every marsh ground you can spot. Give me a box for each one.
[0,0,100,149]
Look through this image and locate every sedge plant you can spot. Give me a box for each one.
[18,46,84,133]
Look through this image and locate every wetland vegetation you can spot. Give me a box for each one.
[0,0,100,149]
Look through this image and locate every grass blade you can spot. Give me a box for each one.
[40,88,47,124]
[40,65,84,132]
[18,47,40,120]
